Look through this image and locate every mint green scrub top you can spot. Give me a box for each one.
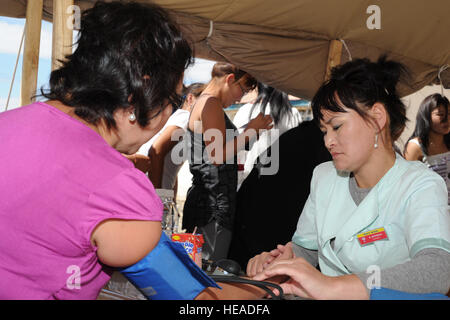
[292,154,450,277]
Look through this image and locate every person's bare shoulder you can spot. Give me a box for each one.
[404,138,423,161]
[200,96,223,118]
[200,97,225,133]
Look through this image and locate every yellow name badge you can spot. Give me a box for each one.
[357,227,388,246]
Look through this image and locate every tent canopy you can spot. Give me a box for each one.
[1,0,449,99]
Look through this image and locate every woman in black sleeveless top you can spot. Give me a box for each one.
[182,62,273,261]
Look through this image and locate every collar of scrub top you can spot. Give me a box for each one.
[320,153,408,256]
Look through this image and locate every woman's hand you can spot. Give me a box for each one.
[134,154,151,173]
[253,257,369,300]
[246,242,294,277]
[122,153,151,173]
[246,112,273,132]
[252,257,332,299]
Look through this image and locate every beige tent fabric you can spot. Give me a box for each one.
[1,0,449,99]
[171,8,449,99]
[173,11,448,99]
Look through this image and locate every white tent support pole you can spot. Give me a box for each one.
[21,0,43,107]
[324,39,343,81]
[207,20,214,38]
[52,0,73,71]
[5,22,25,111]
[340,39,352,61]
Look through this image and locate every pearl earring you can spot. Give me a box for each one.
[374,133,379,149]
[129,112,136,122]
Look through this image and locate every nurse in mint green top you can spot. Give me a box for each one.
[292,153,449,277]
[250,57,450,300]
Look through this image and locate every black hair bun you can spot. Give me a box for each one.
[376,55,409,95]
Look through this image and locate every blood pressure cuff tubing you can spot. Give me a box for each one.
[119,232,221,300]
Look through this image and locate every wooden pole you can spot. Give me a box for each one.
[52,0,74,71]
[324,40,343,81]
[21,0,44,106]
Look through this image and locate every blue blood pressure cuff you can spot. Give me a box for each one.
[370,287,450,300]
[119,232,220,300]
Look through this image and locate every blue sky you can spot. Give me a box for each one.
[0,16,215,112]
[0,17,53,111]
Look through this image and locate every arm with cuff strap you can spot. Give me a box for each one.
[119,232,283,300]
[119,232,219,300]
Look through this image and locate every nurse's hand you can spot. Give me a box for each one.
[246,242,294,277]
[253,257,369,300]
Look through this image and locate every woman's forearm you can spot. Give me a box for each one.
[355,248,450,296]
[195,281,267,300]
[331,274,369,300]
[291,243,319,267]
[148,148,164,188]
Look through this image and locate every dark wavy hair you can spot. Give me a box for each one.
[311,56,409,142]
[404,93,450,155]
[41,1,193,129]
[250,82,293,125]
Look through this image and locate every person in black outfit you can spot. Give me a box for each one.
[228,120,331,270]
[182,62,273,261]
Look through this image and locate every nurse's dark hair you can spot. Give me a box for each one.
[404,94,450,155]
[311,56,409,141]
[40,1,193,129]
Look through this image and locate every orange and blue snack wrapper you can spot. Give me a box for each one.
[171,233,204,268]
